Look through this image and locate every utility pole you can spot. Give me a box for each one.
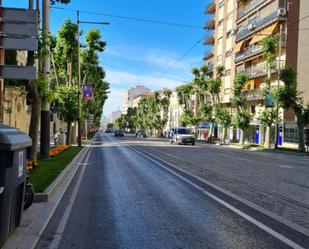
[41,0,51,158]
[77,10,82,147]
[76,12,109,147]
[275,23,284,149]
[0,0,4,124]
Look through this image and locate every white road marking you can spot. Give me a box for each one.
[48,146,92,249]
[127,144,306,249]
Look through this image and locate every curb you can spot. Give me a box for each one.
[2,143,92,249]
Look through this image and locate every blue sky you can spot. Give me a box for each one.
[4,0,212,117]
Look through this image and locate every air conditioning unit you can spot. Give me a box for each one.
[248,23,256,30]
[278,8,287,17]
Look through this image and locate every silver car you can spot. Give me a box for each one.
[170,127,195,145]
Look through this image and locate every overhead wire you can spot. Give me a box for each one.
[51,6,203,30]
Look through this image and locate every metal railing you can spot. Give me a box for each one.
[235,45,263,63]
[237,0,265,20]
[241,89,265,101]
[236,11,279,42]
[205,0,215,13]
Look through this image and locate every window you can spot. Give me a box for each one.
[219,0,224,8]
[226,50,232,57]
[217,54,222,63]
[226,29,233,38]
[224,88,230,94]
[225,69,231,76]
[284,127,299,143]
[218,37,223,45]
[250,106,256,114]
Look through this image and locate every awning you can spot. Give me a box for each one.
[243,79,255,90]
[234,41,244,53]
[249,23,278,45]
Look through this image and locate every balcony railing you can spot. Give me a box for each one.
[204,18,215,30]
[239,62,279,79]
[237,0,265,20]
[241,89,265,101]
[236,11,283,42]
[203,32,214,45]
[205,1,215,14]
[235,45,263,63]
[207,62,214,72]
[203,51,213,60]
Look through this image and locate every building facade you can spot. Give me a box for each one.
[109,110,122,124]
[122,85,151,114]
[204,0,308,147]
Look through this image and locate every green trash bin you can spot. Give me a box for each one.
[0,125,32,247]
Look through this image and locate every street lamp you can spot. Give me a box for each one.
[77,11,110,147]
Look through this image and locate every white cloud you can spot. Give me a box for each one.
[105,70,188,90]
[105,45,202,71]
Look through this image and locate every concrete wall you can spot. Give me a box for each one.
[297,0,309,104]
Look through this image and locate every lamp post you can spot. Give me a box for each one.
[77,11,109,147]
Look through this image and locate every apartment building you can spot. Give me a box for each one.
[165,90,184,133]
[205,0,308,146]
[122,85,151,114]
[132,92,153,109]
[109,110,122,124]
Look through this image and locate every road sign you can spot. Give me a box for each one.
[2,8,37,24]
[0,65,36,80]
[1,36,38,51]
[2,22,37,37]
[88,114,94,125]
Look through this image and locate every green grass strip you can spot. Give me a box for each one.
[30,146,83,192]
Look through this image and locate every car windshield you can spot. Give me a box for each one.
[177,128,191,134]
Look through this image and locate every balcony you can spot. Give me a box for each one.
[205,1,216,14]
[203,51,213,61]
[235,45,263,63]
[203,32,214,45]
[241,89,265,101]
[236,10,285,42]
[239,62,279,79]
[237,0,267,20]
[207,62,214,72]
[204,18,215,30]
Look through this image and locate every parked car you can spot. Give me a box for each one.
[105,128,114,133]
[136,130,147,138]
[170,127,195,145]
[114,130,125,137]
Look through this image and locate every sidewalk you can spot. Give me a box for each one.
[2,142,91,249]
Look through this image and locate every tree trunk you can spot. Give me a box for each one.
[194,93,199,116]
[296,114,306,152]
[221,127,226,144]
[207,120,214,143]
[26,80,41,160]
[26,0,41,160]
[264,126,271,148]
[240,129,245,145]
[66,121,71,145]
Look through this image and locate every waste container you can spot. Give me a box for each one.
[0,125,32,247]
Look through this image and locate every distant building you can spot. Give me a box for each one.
[109,110,122,124]
[165,90,184,132]
[132,93,153,109]
[122,85,151,114]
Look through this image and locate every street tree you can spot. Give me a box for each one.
[54,85,79,145]
[54,19,78,86]
[260,35,279,148]
[232,72,251,145]
[81,29,109,127]
[277,67,309,152]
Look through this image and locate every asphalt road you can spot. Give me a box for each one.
[36,134,304,249]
